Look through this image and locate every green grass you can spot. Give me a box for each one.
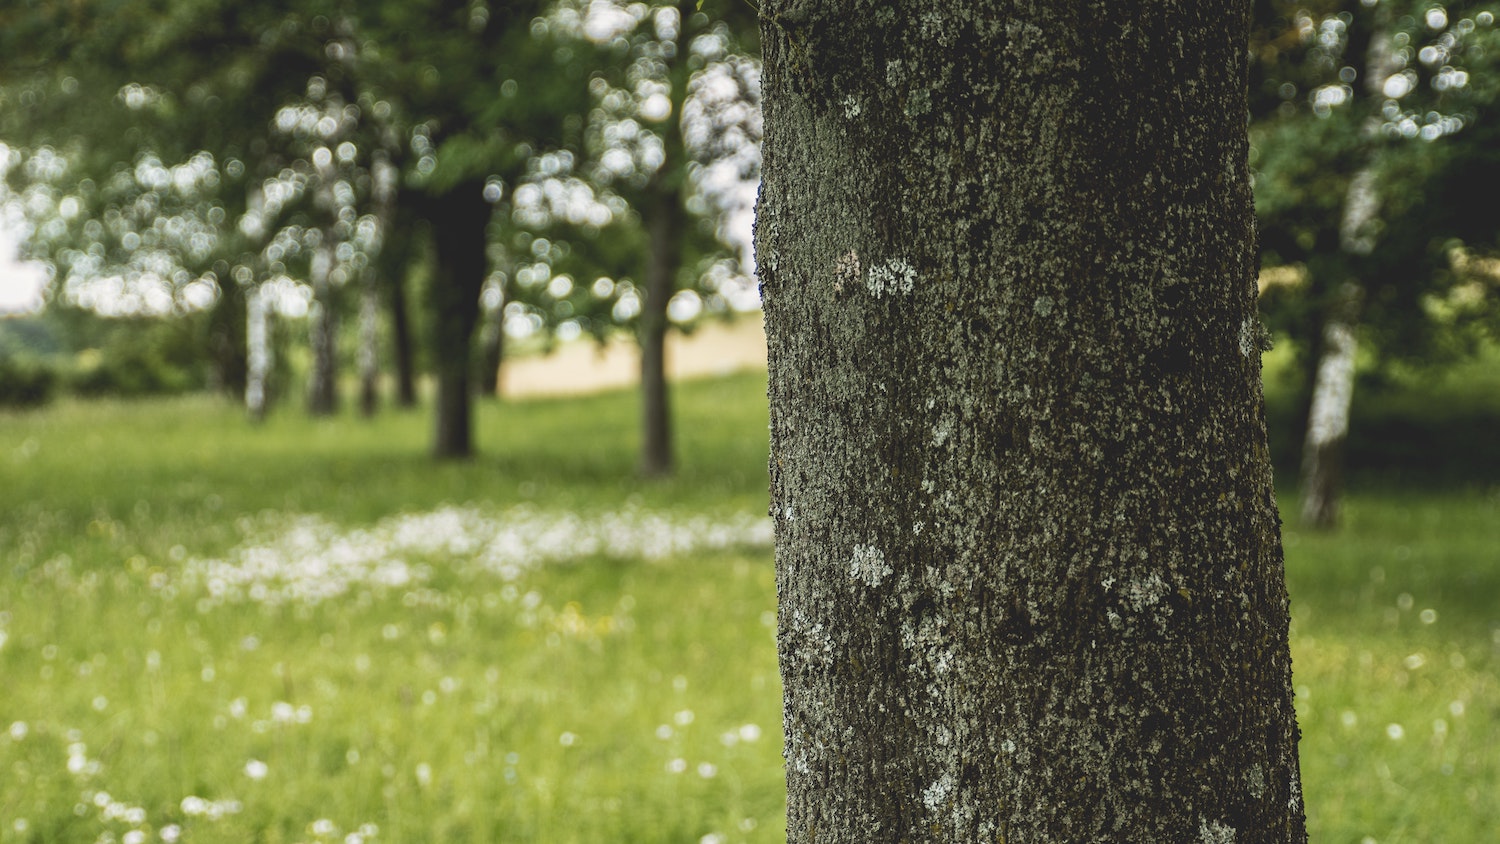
[2,369,1497,842]
[1285,491,1500,842]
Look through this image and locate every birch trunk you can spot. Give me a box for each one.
[359,151,400,417]
[306,236,339,416]
[1298,24,1396,529]
[357,276,380,417]
[1301,181,1377,523]
[245,283,272,424]
[477,271,506,398]
[1299,282,1362,529]
[238,187,272,415]
[757,2,1306,840]
[307,156,340,417]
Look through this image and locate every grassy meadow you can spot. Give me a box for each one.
[1,351,1497,843]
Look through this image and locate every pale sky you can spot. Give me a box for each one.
[0,142,48,316]
[0,225,47,315]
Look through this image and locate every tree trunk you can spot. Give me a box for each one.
[636,0,697,478]
[1298,24,1395,529]
[207,276,247,397]
[386,221,419,409]
[476,271,506,398]
[639,180,684,477]
[305,236,339,416]
[359,150,400,418]
[1299,283,1361,529]
[424,180,490,459]
[1302,169,1382,536]
[245,282,272,423]
[357,274,380,417]
[757,2,1306,841]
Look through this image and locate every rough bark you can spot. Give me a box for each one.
[424,180,490,459]
[245,282,272,423]
[636,0,697,478]
[757,2,1306,841]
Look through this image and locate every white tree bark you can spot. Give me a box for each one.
[1299,281,1362,529]
[359,150,399,416]
[245,283,272,423]
[1299,21,1399,529]
[239,186,273,421]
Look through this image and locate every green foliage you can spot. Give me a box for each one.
[0,315,62,358]
[52,310,212,398]
[1,309,220,403]
[1251,0,1500,370]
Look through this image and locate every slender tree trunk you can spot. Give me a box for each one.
[245,282,272,423]
[390,263,418,408]
[639,181,684,477]
[359,150,400,418]
[757,2,1305,840]
[306,236,339,416]
[380,209,419,409]
[424,180,490,459]
[236,185,271,411]
[1300,283,1361,528]
[306,142,347,418]
[1298,23,1396,529]
[357,275,380,416]
[207,277,247,397]
[636,0,697,478]
[476,270,506,398]
[1300,157,1379,531]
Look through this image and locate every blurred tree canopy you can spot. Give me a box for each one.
[1249,0,1500,526]
[1251,0,1500,368]
[0,0,763,468]
[2,0,1494,496]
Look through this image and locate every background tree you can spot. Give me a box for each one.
[542,0,762,476]
[1251,1,1500,526]
[758,0,1305,838]
[2,0,597,456]
[0,0,338,394]
[354,0,596,457]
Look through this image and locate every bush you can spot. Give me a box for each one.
[62,316,211,398]
[66,346,201,397]
[0,356,59,408]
